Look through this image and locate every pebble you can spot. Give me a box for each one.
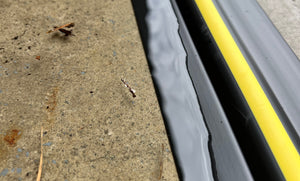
[108,130,113,136]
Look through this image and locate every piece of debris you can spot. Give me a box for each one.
[57,28,73,36]
[37,127,43,181]
[121,78,136,98]
[47,22,75,36]
[35,56,40,60]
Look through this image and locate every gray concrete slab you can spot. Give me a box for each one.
[257,0,300,59]
[0,0,178,180]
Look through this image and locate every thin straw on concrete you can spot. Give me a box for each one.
[37,127,43,181]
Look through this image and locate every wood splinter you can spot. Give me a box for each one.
[47,22,75,36]
[121,78,136,98]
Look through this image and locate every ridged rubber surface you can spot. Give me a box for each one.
[212,0,300,152]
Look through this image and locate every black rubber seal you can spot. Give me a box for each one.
[174,0,285,180]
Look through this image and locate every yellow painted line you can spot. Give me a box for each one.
[194,0,300,180]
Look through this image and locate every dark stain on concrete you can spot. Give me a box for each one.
[0,128,22,161]
[3,129,22,147]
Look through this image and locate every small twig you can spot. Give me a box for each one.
[47,23,74,33]
[37,127,43,181]
[47,23,75,36]
[121,78,136,98]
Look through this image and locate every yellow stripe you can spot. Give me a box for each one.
[194,0,300,180]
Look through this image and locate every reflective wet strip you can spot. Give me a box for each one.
[194,0,300,180]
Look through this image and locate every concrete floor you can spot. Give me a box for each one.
[0,0,178,180]
[257,0,300,59]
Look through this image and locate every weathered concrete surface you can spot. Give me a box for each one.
[0,0,178,180]
[257,0,300,59]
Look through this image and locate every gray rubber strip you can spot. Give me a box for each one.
[171,1,254,180]
[212,0,300,151]
[145,0,213,180]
